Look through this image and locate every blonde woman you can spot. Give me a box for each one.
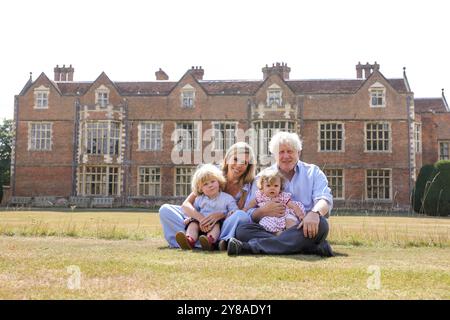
[159,142,256,250]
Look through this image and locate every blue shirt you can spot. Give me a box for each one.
[244,161,333,219]
[194,191,239,217]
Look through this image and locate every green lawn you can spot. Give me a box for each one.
[0,211,449,299]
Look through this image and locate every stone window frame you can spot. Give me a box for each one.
[364,121,392,153]
[28,122,52,151]
[174,166,195,197]
[266,84,283,108]
[369,82,386,108]
[365,168,392,201]
[323,168,344,200]
[95,85,110,108]
[438,140,450,160]
[211,121,238,151]
[414,123,422,153]
[174,121,201,151]
[85,120,121,155]
[181,84,195,108]
[33,85,50,109]
[138,166,161,196]
[318,121,345,152]
[138,121,163,151]
[78,165,120,196]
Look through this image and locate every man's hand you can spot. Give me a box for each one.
[297,211,320,238]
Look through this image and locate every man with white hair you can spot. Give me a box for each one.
[228,131,334,257]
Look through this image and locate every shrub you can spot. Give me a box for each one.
[422,160,450,216]
[412,164,435,213]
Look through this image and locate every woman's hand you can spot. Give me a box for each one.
[199,212,225,233]
[252,201,286,222]
[260,201,286,218]
[293,206,305,220]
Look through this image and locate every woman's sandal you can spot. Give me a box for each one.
[218,240,228,251]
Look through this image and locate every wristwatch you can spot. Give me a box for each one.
[310,210,321,217]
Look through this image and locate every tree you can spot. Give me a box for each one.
[412,164,435,213]
[422,160,450,216]
[0,118,13,202]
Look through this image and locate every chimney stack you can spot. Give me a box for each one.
[188,66,204,80]
[54,64,74,81]
[262,62,291,80]
[363,62,372,78]
[155,68,169,80]
[356,62,363,79]
[356,62,380,79]
[373,61,380,71]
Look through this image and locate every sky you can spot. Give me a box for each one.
[1,0,449,120]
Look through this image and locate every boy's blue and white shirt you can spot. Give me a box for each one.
[194,191,240,216]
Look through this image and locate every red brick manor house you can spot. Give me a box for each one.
[7,62,450,209]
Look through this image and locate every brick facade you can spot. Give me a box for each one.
[11,63,450,209]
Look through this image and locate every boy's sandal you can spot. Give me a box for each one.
[199,235,215,251]
[176,231,195,250]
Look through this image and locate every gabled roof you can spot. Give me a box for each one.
[115,82,177,96]
[54,72,121,96]
[19,72,63,96]
[287,79,363,94]
[199,80,261,95]
[55,82,91,95]
[285,78,407,95]
[166,69,209,96]
[386,79,409,93]
[414,98,448,113]
[87,72,120,95]
[43,77,409,96]
[18,76,33,96]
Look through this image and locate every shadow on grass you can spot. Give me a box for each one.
[157,245,349,260]
[228,251,349,261]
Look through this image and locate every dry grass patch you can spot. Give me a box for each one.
[1,211,448,248]
[0,211,162,240]
[328,216,450,247]
[0,237,449,299]
[0,211,449,299]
